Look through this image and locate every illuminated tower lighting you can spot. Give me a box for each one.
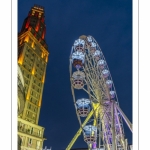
[18,5,49,150]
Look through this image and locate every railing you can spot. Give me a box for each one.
[18,127,42,138]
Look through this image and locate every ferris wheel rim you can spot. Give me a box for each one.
[88,35,121,104]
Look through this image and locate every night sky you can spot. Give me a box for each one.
[18,0,132,149]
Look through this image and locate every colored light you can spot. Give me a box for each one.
[42,27,46,39]
[35,21,40,32]
[25,19,30,29]
[24,36,29,42]
[32,67,35,75]
[18,52,24,65]
[92,142,97,149]
[38,98,41,106]
[31,42,35,49]
[42,74,45,83]
[45,55,48,62]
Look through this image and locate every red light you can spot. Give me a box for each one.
[42,27,46,39]
[35,21,40,32]
[25,19,30,29]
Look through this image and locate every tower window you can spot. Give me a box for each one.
[38,83,41,88]
[30,127,34,134]
[32,85,35,89]
[28,104,31,109]
[35,100,37,105]
[30,97,33,102]
[35,93,38,98]
[34,107,37,112]
[36,141,40,149]
[32,114,35,119]
[28,138,32,147]
[26,111,29,116]
[34,79,36,83]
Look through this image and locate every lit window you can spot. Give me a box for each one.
[36,141,40,149]
[31,127,34,134]
[34,107,36,112]
[32,114,35,119]
[20,136,24,146]
[28,104,31,109]
[28,138,32,147]
[26,111,29,116]
[27,74,30,78]
[35,100,37,105]
[32,85,35,89]
[30,97,32,102]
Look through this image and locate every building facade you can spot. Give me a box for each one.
[18,65,26,150]
[18,5,49,150]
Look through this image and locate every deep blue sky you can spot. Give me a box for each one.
[18,0,132,149]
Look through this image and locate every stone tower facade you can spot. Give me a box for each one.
[18,5,49,149]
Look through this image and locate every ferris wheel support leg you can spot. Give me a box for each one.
[66,109,94,150]
[114,103,132,133]
[98,121,102,149]
[125,138,128,150]
[111,101,116,150]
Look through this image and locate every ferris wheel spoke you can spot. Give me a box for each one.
[84,78,98,98]
[84,60,110,101]
[84,73,108,101]
[82,87,98,102]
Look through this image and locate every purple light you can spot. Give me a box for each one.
[75,64,81,69]
[92,142,97,149]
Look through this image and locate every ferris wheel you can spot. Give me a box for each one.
[66,35,132,150]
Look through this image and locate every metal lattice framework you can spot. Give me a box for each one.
[66,35,132,150]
